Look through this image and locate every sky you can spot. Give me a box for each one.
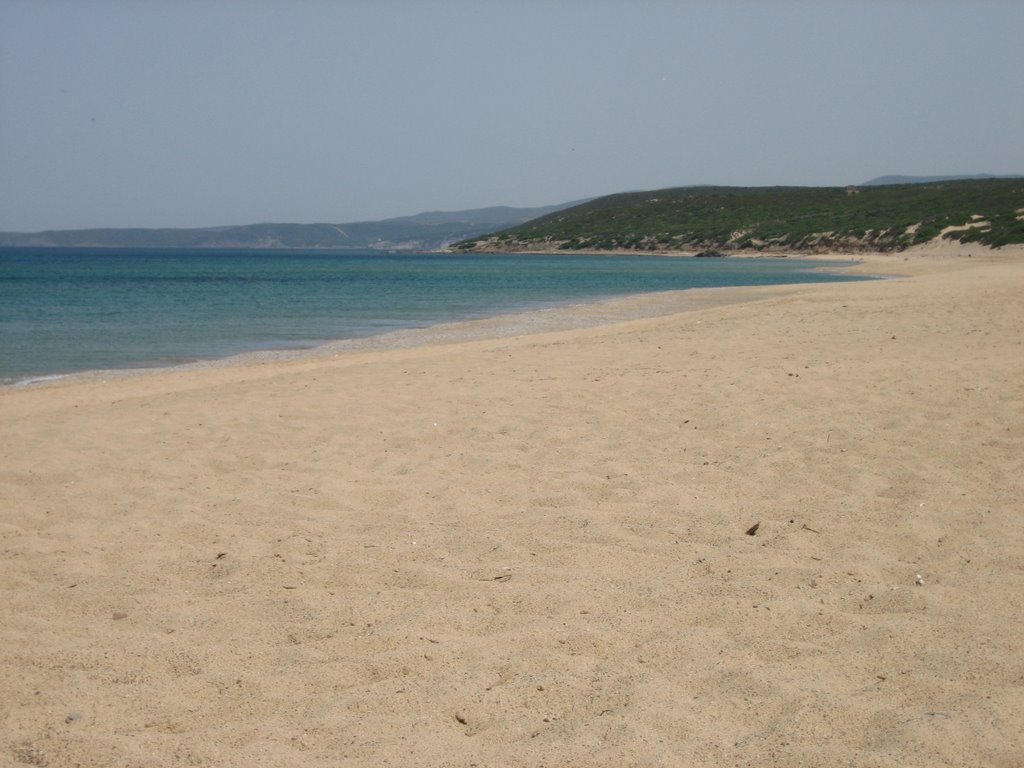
[1,1,1022,232]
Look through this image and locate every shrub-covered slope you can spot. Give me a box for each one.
[455,179,1024,253]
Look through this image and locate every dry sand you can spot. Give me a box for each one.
[2,243,1022,767]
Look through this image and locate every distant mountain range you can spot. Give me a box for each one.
[861,174,1023,186]
[0,200,590,250]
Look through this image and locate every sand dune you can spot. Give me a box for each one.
[2,243,1022,767]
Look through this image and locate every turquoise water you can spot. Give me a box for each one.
[0,247,867,384]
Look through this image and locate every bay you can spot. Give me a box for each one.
[0,247,867,384]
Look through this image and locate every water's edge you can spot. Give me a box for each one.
[4,271,864,389]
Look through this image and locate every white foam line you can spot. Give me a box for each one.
[9,373,70,387]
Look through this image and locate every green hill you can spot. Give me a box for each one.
[454,179,1024,253]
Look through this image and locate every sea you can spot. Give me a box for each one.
[0,247,869,385]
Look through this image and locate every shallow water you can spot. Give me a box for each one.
[0,247,866,383]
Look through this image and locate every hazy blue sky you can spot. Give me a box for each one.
[1,1,1022,231]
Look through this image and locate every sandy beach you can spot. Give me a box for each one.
[2,243,1022,767]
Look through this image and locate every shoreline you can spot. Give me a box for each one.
[5,237,1003,391]
[0,283,829,389]
[2,254,873,391]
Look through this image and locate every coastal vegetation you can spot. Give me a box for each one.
[454,178,1024,253]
